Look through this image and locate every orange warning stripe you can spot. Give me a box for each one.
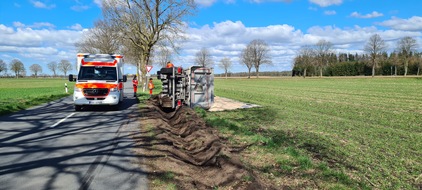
[81,59,117,66]
[75,83,118,89]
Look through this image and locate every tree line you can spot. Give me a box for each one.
[197,39,272,79]
[0,59,73,78]
[293,35,421,77]
[76,1,275,80]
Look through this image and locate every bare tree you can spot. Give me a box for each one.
[247,39,272,78]
[9,59,25,78]
[102,0,196,86]
[0,59,7,75]
[153,45,174,68]
[76,20,121,54]
[314,39,333,78]
[240,45,254,79]
[29,64,42,77]
[364,34,387,77]
[47,61,58,77]
[58,60,72,76]
[295,45,315,78]
[195,47,214,67]
[411,52,422,76]
[397,36,418,76]
[389,51,401,76]
[219,57,232,79]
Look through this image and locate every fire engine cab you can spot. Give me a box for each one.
[69,53,127,111]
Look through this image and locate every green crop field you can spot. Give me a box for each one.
[204,77,422,189]
[0,78,73,115]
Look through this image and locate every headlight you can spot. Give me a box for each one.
[74,88,82,92]
[110,87,118,92]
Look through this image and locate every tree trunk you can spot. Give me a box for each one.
[395,66,397,76]
[303,68,307,78]
[417,66,420,76]
[225,71,228,79]
[404,60,408,76]
[247,68,251,79]
[319,67,323,78]
[141,56,149,91]
[255,67,259,78]
[372,65,375,77]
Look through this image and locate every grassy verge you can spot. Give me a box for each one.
[202,77,421,189]
[0,78,72,116]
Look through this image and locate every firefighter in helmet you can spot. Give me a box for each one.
[166,61,174,68]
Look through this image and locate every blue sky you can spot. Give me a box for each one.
[1,0,421,75]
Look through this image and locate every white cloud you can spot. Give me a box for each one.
[31,0,56,9]
[32,22,56,29]
[69,24,84,31]
[324,10,336,15]
[13,22,56,29]
[94,0,103,7]
[377,16,422,31]
[71,5,90,11]
[309,0,342,7]
[178,20,422,73]
[350,11,383,19]
[0,25,14,34]
[1,19,422,75]
[195,0,290,7]
[195,0,217,7]
[13,22,25,28]
[0,24,83,74]
[249,0,291,3]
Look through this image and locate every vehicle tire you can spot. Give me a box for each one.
[75,105,82,111]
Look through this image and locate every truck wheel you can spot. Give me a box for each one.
[75,105,82,111]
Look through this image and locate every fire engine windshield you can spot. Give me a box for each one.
[78,66,117,81]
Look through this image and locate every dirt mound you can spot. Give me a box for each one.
[133,96,273,189]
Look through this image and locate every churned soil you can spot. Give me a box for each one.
[132,96,273,190]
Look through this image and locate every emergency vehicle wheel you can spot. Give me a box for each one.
[75,105,82,111]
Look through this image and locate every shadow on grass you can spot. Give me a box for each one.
[204,107,369,189]
[0,94,70,116]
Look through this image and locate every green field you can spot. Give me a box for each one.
[0,78,73,115]
[204,77,421,189]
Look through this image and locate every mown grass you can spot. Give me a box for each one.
[0,78,72,115]
[203,77,421,189]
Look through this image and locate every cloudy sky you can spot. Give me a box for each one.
[0,0,421,75]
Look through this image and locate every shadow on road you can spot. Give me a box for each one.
[0,94,147,190]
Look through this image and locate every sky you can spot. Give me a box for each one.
[0,0,421,75]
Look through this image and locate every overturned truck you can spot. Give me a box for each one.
[157,66,214,109]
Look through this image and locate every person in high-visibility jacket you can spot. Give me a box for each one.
[148,78,154,97]
[132,75,138,97]
[166,61,174,68]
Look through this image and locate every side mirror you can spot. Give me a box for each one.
[68,74,75,82]
[120,75,127,82]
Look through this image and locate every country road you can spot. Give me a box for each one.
[0,81,147,190]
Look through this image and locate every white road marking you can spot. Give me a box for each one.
[50,113,76,128]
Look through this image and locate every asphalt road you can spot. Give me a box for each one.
[0,81,147,190]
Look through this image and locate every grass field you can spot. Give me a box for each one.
[0,78,72,115]
[203,77,422,189]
